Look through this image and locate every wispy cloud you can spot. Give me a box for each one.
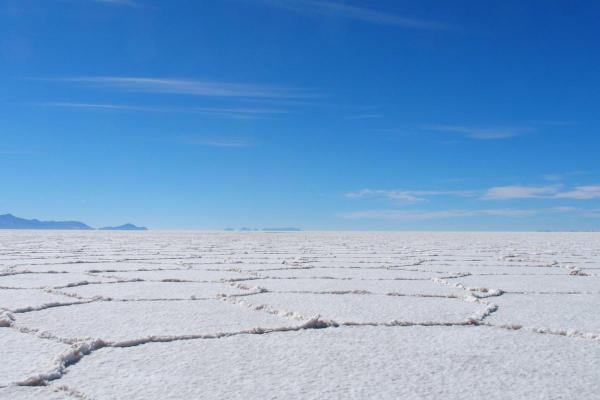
[482,184,600,200]
[33,102,287,119]
[254,0,449,30]
[58,77,318,99]
[419,124,533,140]
[346,188,474,203]
[339,208,538,221]
[348,183,600,204]
[339,206,600,221]
[555,185,600,200]
[482,185,559,200]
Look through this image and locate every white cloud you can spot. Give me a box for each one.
[346,188,474,202]
[349,184,600,203]
[59,77,317,99]
[339,206,600,221]
[34,102,287,119]
[339,209,537,221]
[483,184,600,200]
[419,125,532,140]
[482,185,559,200]
[555,185,600,200]
[254,0,448,30]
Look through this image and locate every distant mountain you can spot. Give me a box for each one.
[0,214,93,230]
[99,223,148,231]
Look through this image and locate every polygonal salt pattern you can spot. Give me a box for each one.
[234,292,487,324]
[58,281,252,300]
[0,288,82,312]
[486,293,600,334]
[14,299,297,343]
[2,231,600,398]
[0,329,71,386]
[242,278,463,296]
[58,326,600,400]
[0,272,116,289]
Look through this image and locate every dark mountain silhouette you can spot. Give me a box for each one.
[99,223,148,231]
[0,214,148,230]
[0,214,93,230]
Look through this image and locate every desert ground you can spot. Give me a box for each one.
[1,231,599,399]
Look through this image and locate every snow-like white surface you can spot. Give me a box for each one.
[487,293,600,334]
[250,266,438,279]
[0,272,115,289]
[58,326,600,400]
[8,261,182,274]
[0,386,71,400]
[0,329,70,386]
[244,277,463,296]
[0,288,83,312]
[97,268,252,282]
[453,274,600,293]
[58,280,251,300]
[1,231,600,398]
[234,292,484,324]
[15,299,296,342]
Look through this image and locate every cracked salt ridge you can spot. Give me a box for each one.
[54,325,600,400]
[94,268,252,282]
[14,318,329,387]
[406,265,574,276]
[244,267,440,280]
[10,298,303,345]
[433,274,504,299]
[485,293,600,340]
[229,278,464,297]
[0,385,80,400]
[9,263,190,274]
[0,328,72,387]
[0,288,88,313]
[224,291,494,327]
[451,274,600,294]
[54,281,253,301]
[0,272,119,290]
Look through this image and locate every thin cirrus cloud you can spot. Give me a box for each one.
[253,0,449,30]
[34,102,287,119]
[348,184,600,203]
[481,185,560,200]
[482,185,600,200]
[58,77,319,99]
[346,188,474,203]
[339,209,538,221]
[553,185,600,200]
[419,124,533,140]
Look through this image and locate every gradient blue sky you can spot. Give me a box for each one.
[1,0,600,230]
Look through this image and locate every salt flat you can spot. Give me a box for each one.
[1,231,599,399]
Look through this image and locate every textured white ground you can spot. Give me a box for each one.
[1,231,599,399]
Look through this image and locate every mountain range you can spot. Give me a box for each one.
[0,214,147,231]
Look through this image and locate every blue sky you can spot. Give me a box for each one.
[1,0,600,230]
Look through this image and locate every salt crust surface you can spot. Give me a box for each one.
[1,231,600,399]
[58,326,600,400]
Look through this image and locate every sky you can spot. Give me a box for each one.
[1,0,600,230]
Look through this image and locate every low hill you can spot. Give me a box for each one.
[0,214,93,230]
